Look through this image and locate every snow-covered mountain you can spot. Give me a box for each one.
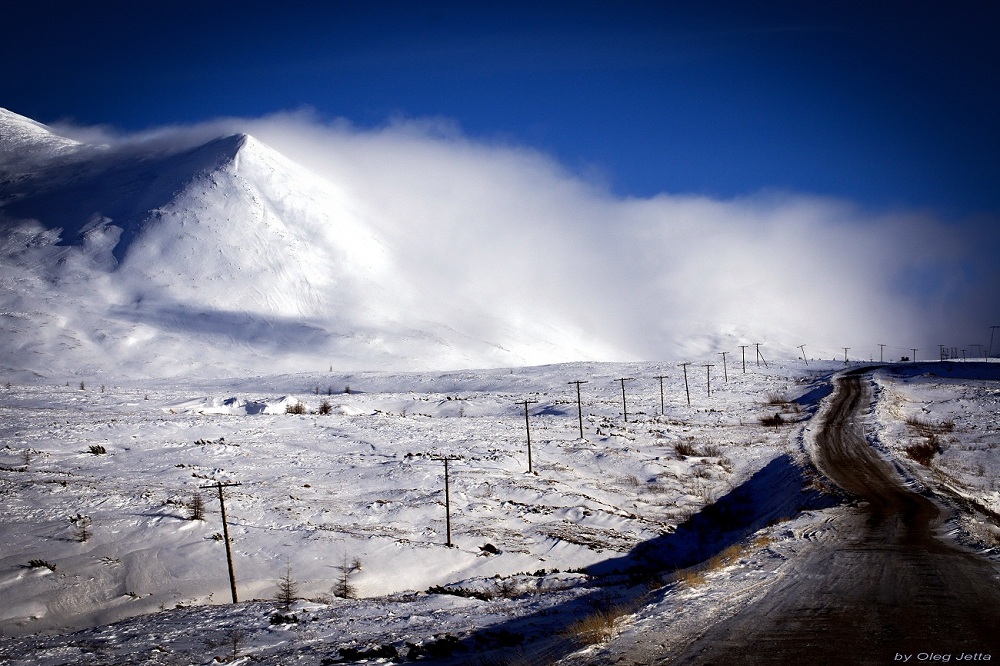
[0,109,630,379]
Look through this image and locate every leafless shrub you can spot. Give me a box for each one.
[700,444,721,457]
[674,441,697,457]
[905,438,941,466]
[285,401,306,415]
[88,444,107,455]
[318,400,332,415]
[766,392,790,406]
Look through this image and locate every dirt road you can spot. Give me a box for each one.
[663,371,1000,664]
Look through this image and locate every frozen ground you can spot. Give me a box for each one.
[1,360,998,664]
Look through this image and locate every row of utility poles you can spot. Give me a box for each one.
[209,327,1000,593]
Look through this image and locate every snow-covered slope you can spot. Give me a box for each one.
[0,109,625,379]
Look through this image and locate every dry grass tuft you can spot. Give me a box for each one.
[905,415,955,436]
[563,606,629,645]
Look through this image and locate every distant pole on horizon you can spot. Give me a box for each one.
[679,363,692,406]
[738,345,749,374]
[878,344,886,363]
[703,364,715,397]
[568,381,587,440]
[962,349,967,361]
[843,347,850,364]
[798,345,808,366]
[654,374,669,415]
[718,352,729,381]
[754,343,768,369]
[911,348,918,362]
[971,343,983,359]
[616,378,635,423]
[990,326,1000,361]
[938,344,946,361]
[514,400,539,473]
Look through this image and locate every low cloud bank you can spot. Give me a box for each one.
[54,111,999,362]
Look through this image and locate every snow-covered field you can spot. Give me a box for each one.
[2,360,996,664]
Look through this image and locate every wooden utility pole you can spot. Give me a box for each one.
[989,326,999,360]
[568,381,588,440]
[718,352,728,381]
[878,344,886,363]
[431,456,461,547]
[654,375,669,415]
[514,400,539,472]
[702,364,715,397]
[911,348,918,362]
[616,378,636,423]
[842,347,850,364]
[754,343,768,369]
[797,345,808,366]
[679,363,692,406]
[738,345,749,373]
[200,481,242,603]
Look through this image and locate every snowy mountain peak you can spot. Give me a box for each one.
[0,110,624,379]
[0,107,82,174]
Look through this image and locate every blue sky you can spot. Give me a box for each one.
[3,1,999,217]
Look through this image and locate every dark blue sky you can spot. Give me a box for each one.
[3,1,999,216]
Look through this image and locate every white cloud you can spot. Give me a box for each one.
[50,111,998,362]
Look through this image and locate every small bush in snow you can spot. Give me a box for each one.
[905,438,941,466]
[285,401,306,415]
[674,441,697,457]
[188,492,206,521]
[334,555,362,598]
[275,562,299,610]
[760,413,784,428]
[88,444,107,455]
[69,513,92,542]
[318,400,332,415]
[28,559,56,571]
